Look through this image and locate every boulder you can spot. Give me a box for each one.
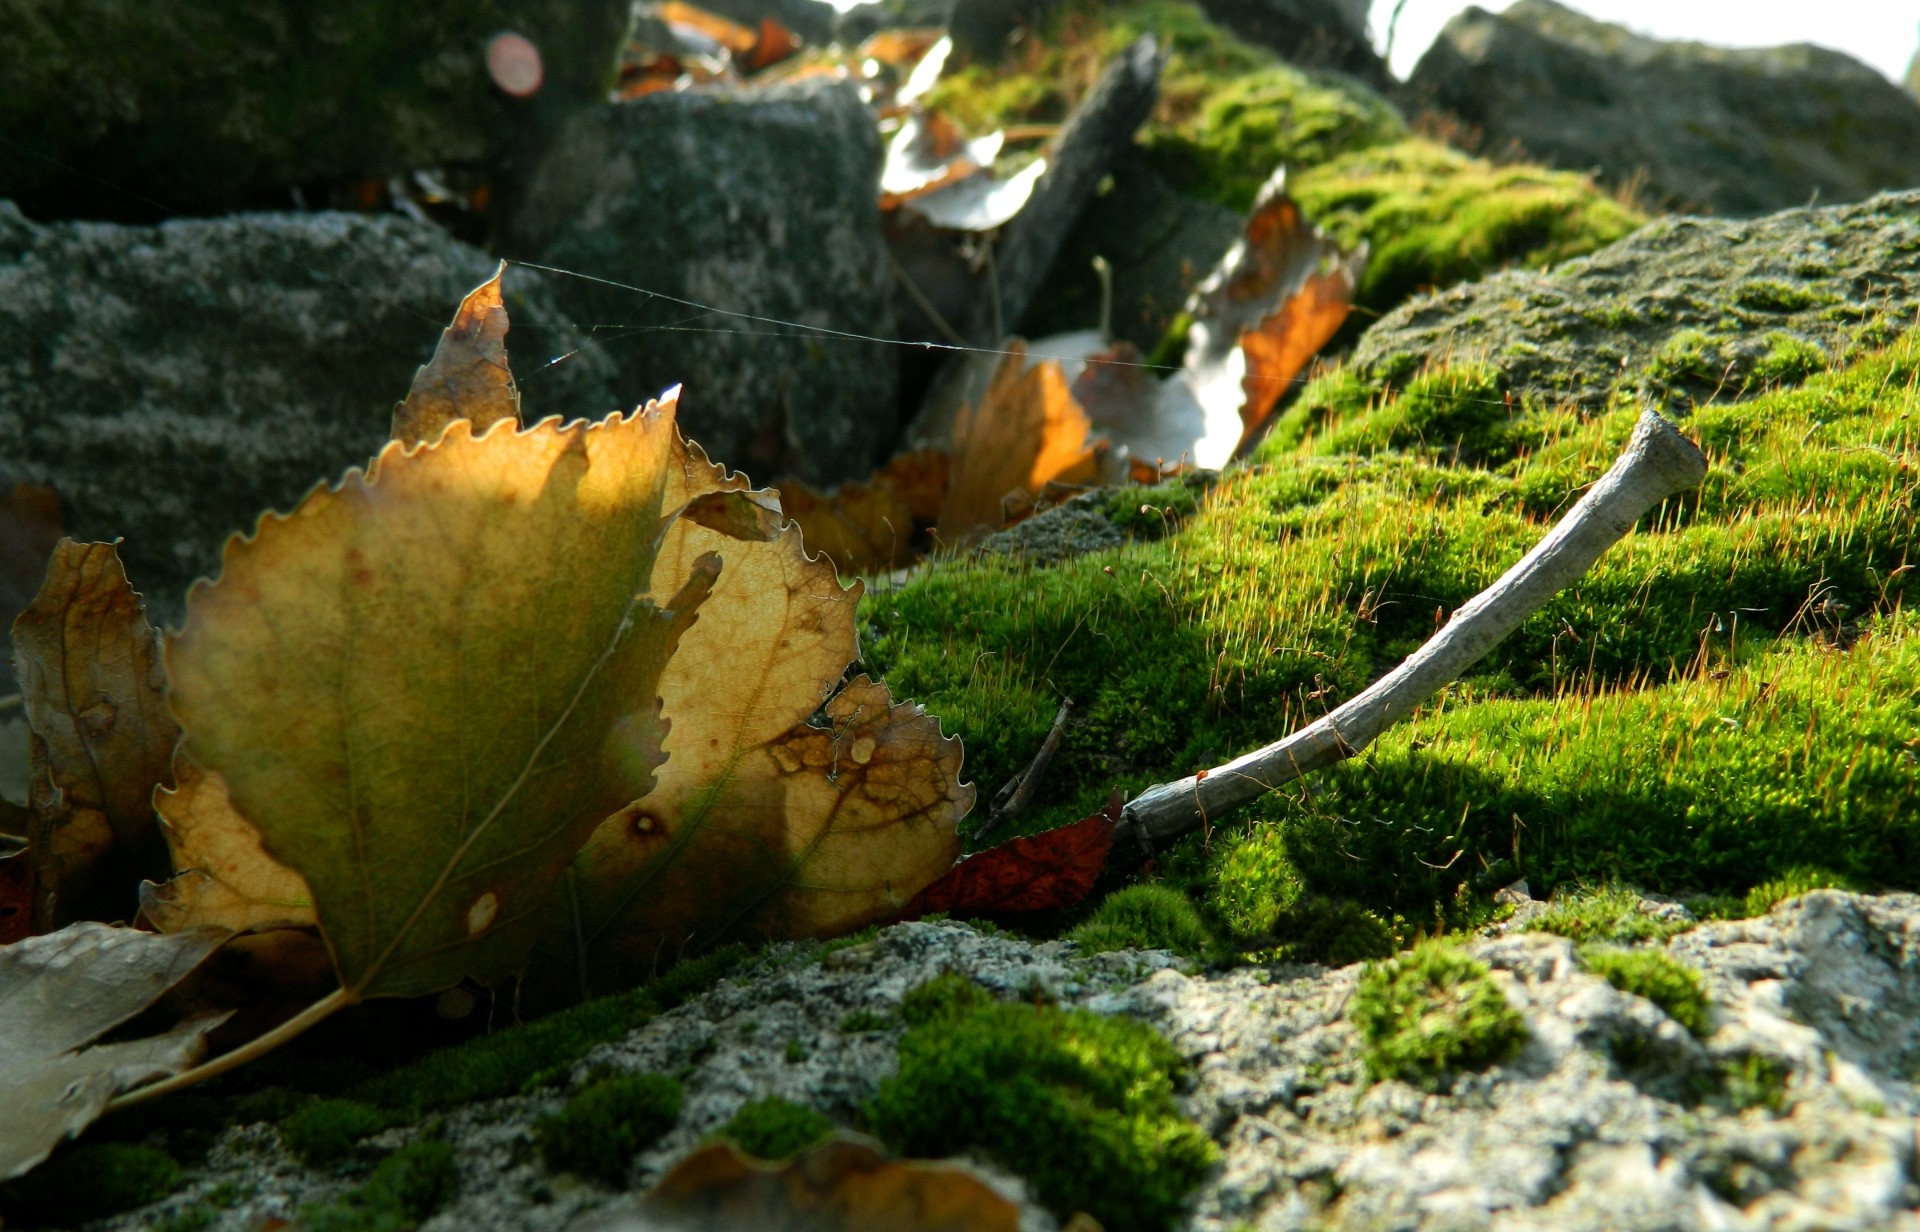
[1405,0,1920,217]
[1346,189,1920,415]
[501,80,899,485]
[1196,0,1388,87]
[0,204,620,622]
[0,0,630,221]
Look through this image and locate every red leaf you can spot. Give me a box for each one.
[902,794,1118,917]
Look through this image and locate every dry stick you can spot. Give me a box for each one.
[105,986,356,1112]
[976,697,1074,844]
[1115,410,1708,854]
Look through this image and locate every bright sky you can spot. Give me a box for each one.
[1372,0,1919,84]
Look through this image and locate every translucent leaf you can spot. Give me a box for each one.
[390,261,522,449]
[139,752,315,936]
[938,342,1099,543]
[165,403,708,1000]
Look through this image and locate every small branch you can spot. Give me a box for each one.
[105,986,356,1111]
[975,698,1073,844]
[0,693,21,714]
[1116,411,1707,853]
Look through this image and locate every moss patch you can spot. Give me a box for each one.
[1527,886,1694,946]
[535,1073,682,1185]
[1580,945,1711,1037]
[1071,884,1216,958]
[282,1099,398,1167]
[1291,138,1644,316]
[869,977,1215,1232]
[1350,941,1528,1089]
[300,1136,456,1232]
[715,1097,833,1161]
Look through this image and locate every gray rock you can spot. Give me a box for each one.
[0,0,631,221]
[1405,0,1920,217]
[0,203,620,623]
[1196,0,1387,87]
[501,80,899,486]
[1346,189,1920,416]
[96,892,1920,1232]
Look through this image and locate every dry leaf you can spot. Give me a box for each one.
[743,16,802,72]
[638,1133,1022,1232]
[904,158,1047,233]
[778,450,949,575]
[139,752,315,936]
[1184,169,1362,461]
[0,850,30,945]
[391,261,521,448]
[655,1,758,54]
[880,111,1004,208]
[538,439,969,1001]
[13,540,176,929]
[939,343,1099,543]
[165,403,710,1001]
[0,481,63,640]
[0,923,228,1179]
[903,794,1118,917]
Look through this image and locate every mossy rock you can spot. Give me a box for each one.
[1349,941,1527,1088]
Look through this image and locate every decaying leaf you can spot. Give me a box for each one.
[1182,168,1362,461]
[0,850,30,945]
[639,1133,1023,1232]
[778,450,949,575]
[939,343,1100,543]
[391,261,521,448]
[139,752,315,936]
[0,923,229,1179]
[165,403,711,1002]
[542,439,969,1001]
[13,540,177,929]
[0,481,63,640]
[903,794,1118,918]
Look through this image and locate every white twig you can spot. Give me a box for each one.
[1115,410,1707,853]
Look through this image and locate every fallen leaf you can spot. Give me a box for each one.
[639,1133,1022,1232]
[0,922,229,1179]
[744,16,802,72]
[139,752,315,936]
[655,1,759,55]
[880,111,1004,209]
[778,450,949,575]
[902,794,1118,917]
[165,402,710,1001]
[0,850,30,944]
[1184,169,1362,461]
[12,540,177,929]
[904,158,1047,233]
[0,481,63,640]
[391,261,521,448]
[539,438,969,1001]
[939,343,1099,543]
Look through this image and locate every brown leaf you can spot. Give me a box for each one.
[880,111,1003,210]
[938,343,1099,543]
[778,451,949,575]
[0,481,63,640]
[539,438,969,1001]
[139,752,315,936]
[390,261,522,448]
[13,540,177,929]
[0,850,31,945]
[0,923,229,1179]
[639,1134,1022,1232]
[744,16,802,72]
[902,794,1118,917]
[656,1,759,54]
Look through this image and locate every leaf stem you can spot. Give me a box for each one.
[104,986,357,1112]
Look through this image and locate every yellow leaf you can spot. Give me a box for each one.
[390,261,522,449]
[11,540,176,928]
[165,402,709,1001]
[538,438,969,1001]
[139,753,315,936]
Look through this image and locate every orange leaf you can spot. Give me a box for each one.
[744,16,801,72]
[938,344,1098,543]
[778,450,949,575]
[656,1,758,54]
[902,794,1118,917]
[390,261,521,448]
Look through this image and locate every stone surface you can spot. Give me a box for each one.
[1404,0,1920,217]
[1196,0,1386,87]
[94,892,1920,1232]
[0,203,620,623]
[0,0,631,221]
[501,80,899,486]
[1346,188,1920,415]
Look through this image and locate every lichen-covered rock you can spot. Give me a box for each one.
[0,203,619,621]
[0,0,630,221]
[1405,0,1920,217]
[89,892,1920,1232]
[502,80,899,486]
[1342,188,1920,415]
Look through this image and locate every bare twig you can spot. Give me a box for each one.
[974,697,1074,844]
[0,693,21,715]
[1116,410,1707,854]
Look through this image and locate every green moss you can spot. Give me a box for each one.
[154,1209,216,1232]
[1752,333,1827,388]
[1072,884,1216,958]
[1580,945,1711,1037]
[1528,886,1693,945]
[1350,941,1528,1089]
[1203,822,1305,940]
[1645,327,1723,390]
[899,971,994,1027]
[1718,1054,1790,1113]
[1741,866,1854,917]
[839,1009,895,1033]
[345,945,746,1115]
[534,1073,681,1186]
[0,1143,182,1226]
[301,1137,456,1232]
[1291,138,1644,314]
[1731,279,1831,314]
[868,983,1216,1232]
[715,1097,833,1161]
[283,1098,397,1166]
